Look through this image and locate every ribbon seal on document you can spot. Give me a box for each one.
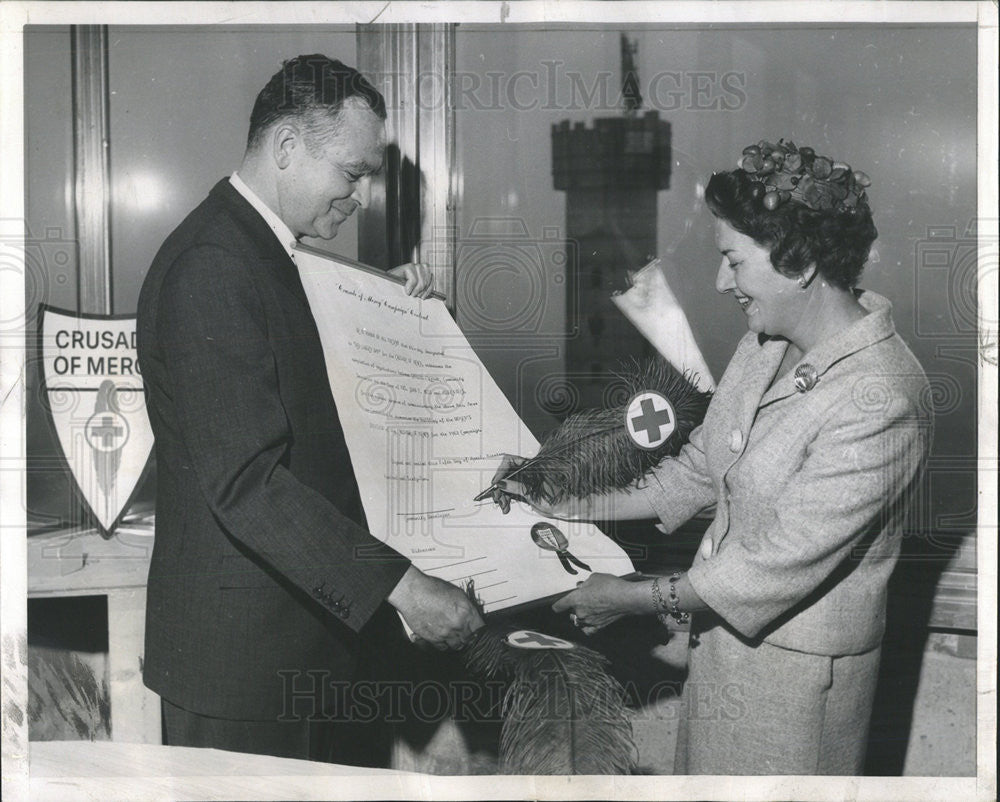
[530,522,592,575]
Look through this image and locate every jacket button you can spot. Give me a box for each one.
[729,429,743,452]
[700,538,713,559]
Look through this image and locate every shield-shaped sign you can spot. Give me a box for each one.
[40,306,154,536]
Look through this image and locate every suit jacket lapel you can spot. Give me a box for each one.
[718,335,786,481]
[209,179,309,304]
[759,292,896,408]
[737,335,788,423]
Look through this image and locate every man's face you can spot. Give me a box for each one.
[277,104,385,240]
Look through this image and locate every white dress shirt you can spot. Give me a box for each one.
[229,172,298,261]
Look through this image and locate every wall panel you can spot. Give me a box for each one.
[107,26,359,313]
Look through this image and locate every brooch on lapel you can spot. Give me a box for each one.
[793,363,819,393]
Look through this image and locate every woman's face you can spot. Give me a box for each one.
[714,219,803,339]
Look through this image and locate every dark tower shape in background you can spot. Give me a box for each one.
[552,34,671,412]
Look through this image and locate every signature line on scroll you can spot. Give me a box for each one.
[396,508,456,517]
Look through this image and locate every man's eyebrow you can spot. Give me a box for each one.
[343,159,383,175]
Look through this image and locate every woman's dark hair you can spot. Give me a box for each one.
[246,54,386,152]
[705,169,877,289]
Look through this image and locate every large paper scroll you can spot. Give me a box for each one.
[295,247,634,613]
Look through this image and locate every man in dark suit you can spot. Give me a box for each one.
[137,54,483,762]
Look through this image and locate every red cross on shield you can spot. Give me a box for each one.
[625,390,676,450]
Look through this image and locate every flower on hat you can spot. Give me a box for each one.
[737,139,871,213]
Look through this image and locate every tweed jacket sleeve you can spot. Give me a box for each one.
[154,244,408,631]
[685,373,929,641]
[635,292,932,653]
[642,421,716,531]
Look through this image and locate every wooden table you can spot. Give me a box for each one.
[29,740,404,801]
[28,519,160,743]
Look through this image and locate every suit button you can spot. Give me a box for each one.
[700,538,713,559]
[729,429,743,452]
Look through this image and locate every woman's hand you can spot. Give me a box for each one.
[488,454,580,519]
[487,455,659,522]
[551,573,648,636]
[389,262,435,299]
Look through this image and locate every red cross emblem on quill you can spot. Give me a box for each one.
[625,390,676,450]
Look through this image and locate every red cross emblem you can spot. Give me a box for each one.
[625,391,676,450]
[505,630,575,650]
[86,411,129,453]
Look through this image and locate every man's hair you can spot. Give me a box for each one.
[246,54,387,152]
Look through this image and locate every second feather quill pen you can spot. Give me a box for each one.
[459,263,712,773]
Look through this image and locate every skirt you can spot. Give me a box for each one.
[674,614,882,775]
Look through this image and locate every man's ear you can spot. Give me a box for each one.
[272,123,299,170]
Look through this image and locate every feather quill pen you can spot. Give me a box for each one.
[462,584,637,774]
[501,356,711,505]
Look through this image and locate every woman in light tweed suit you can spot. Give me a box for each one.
[497,140,932,774]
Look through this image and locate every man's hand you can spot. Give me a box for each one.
[388,262,434,298]
[387,566,484,649]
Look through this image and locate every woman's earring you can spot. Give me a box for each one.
[798,275,809,289]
